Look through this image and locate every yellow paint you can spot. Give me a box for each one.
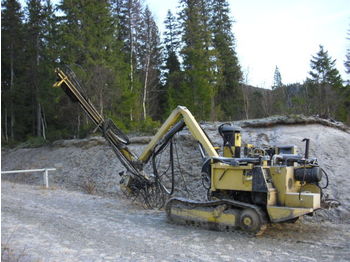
[267,189,277,206]
[223,147,234,157]
[299,183,321,194]
[234,132,241,147]
[269,166,321,210]
[211,163,253,191]
[284,192,321,209]
[170,207,237,226]
[267,206,313,222]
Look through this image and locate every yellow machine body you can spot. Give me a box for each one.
[208,162,321,223]
[211,163,253,192]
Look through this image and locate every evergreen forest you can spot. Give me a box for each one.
[2,0,350,145]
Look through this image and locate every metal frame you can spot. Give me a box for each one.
[1,168,56,188]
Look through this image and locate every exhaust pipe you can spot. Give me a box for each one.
[302,138,310,159]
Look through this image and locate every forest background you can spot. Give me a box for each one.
[2,0,350,145]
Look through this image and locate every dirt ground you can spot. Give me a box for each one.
[2,181,350,262]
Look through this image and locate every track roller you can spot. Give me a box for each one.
[239,208,267,235]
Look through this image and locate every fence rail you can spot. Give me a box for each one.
[1,168,56,188]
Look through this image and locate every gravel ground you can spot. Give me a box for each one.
[2,181,350,262]
[2,119,350,261]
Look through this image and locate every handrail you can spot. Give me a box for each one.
[1,168,56,188]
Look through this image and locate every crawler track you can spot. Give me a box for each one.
[165,197,268,236]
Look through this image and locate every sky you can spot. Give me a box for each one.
[147,0,350,88]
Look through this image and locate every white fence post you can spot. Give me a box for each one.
[44,169,49,188]
[1,168,56,188]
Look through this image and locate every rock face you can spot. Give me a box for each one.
[2,119,350,222]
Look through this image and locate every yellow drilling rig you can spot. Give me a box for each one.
[54,67,339,235]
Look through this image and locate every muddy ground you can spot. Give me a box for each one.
[2,118,350,261]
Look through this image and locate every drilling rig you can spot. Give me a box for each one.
[54,67,339,235]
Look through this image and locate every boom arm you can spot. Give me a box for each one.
[139,106,219,163]
[53,68,145,179]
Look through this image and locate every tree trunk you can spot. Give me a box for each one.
[281,86,288,114]
[261,92,269,117]
[41,105,47,141]
[241,85,249,119]
[129,12,134,121]
[210,88,216,121]
[143,55,150,120]
[3,107,9,143]
[304,85,310,114]
[10,45,15,140]
[36,103,42,137]
[99,88,104,116]
[317,84,323,115]
[36,37,42,137]
[130,53,134,121]
[42,118,46,140]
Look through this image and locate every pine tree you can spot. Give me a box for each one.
[139,6,162,120]
[162,10,182,115]
[58,0,117,67]
[308,45,343,117]
[272,66,282,89]
[346,51,350,76]
[53,0,85,137]
[345,28,350,76]
[58,0,128,136]
[338,28,350,123]
[163,10,181,78]
[1,0,25,142]
[309,46,342,87]
[113,0,144,121]
[178,0,214,120]
[24,0,46,138]
[209,0,242,120]
[39,0,62,140]
[163,10,181,56]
